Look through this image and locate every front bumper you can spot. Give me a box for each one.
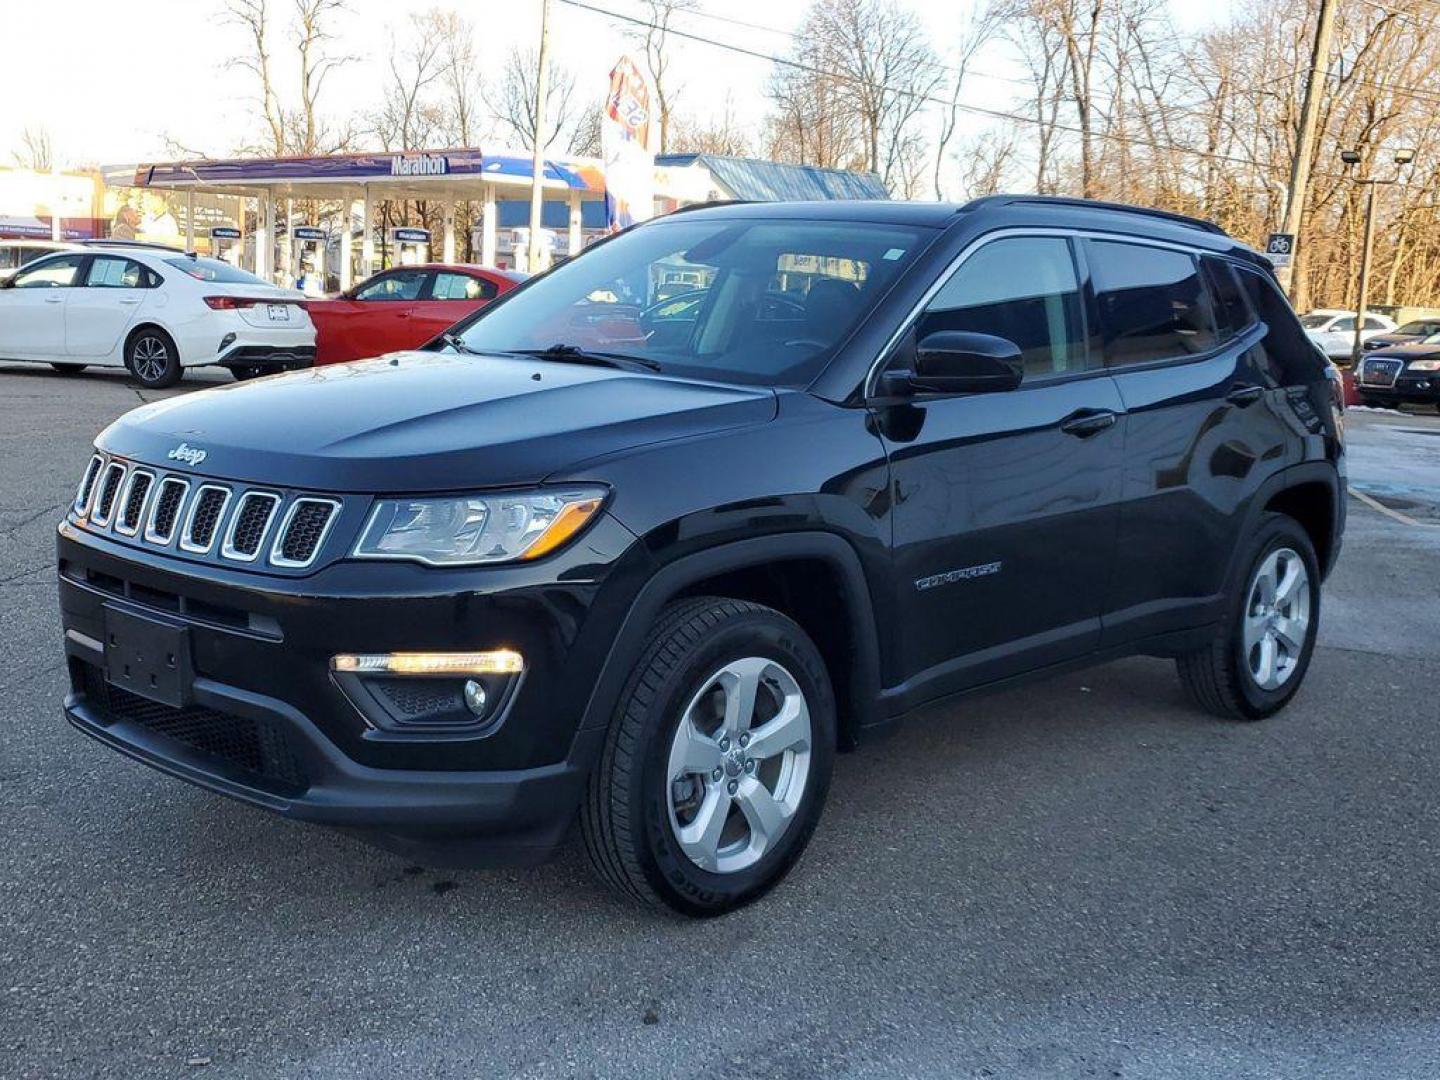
[1356,373,1440,405]
[57,515,645,864]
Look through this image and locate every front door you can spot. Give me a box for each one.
[875,234,1124,706]
[0,253,87,359]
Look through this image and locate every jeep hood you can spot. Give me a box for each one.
[98,352,778,492]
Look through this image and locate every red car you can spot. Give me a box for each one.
[306,264,525,365]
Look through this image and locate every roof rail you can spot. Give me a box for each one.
[961,194,1227,236]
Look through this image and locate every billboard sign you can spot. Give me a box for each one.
[601,56,654,232]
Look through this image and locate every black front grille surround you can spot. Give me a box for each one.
[81,664,307,793]
[72,453,346,572]
[1362,359,1402,387]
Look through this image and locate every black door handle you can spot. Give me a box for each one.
[1227,384,1265,406]
[1060,409,1118,438]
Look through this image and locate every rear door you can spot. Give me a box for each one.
[0,253,86,359]
[1091,240,1292,645]
[65,255,151,360]
[878,233,1125,701]
[414,270,498,341]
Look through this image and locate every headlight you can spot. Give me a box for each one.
[1406,359,1440,371]
[354,486,606,565]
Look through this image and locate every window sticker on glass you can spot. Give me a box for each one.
[883,248,907,261]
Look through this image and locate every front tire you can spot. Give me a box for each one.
[581,597,836,916]
[1176,513,1321,721]
[125,328,182,389]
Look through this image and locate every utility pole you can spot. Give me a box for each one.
[527,0,552,275]
[1279,0,1338,300]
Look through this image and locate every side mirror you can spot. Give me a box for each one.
[909,331,1024,395]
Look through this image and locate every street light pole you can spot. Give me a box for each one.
[1344,147,1416,367]
[1351,179,1379,367]
[527,0,552,275]
[1280,0,1338,299]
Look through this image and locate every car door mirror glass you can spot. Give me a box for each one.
[910,331,1024,395]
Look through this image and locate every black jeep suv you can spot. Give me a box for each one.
[58,197,1345,916]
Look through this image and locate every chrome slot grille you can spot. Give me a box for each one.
[92,462,127,526]
[1362,360,1401,387]
[222,492,280,561]
[144,478,189,545]
[115,471,154,536]
[180,485,231,554]
[75,454,103,515]
[271,499,339,568]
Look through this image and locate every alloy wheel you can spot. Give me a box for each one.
[1242,547,1311,691]
[131,336,169,383]
[665,656,813,874]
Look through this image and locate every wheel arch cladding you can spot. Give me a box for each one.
[1264,480,1335,576]
[578,532,882,749]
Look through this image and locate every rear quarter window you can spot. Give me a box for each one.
[1237,267,1324,383]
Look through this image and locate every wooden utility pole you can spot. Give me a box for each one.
[527,0,552,274]
[1279,0,1338,299]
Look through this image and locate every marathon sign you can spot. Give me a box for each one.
[210,226,241,240]
[391,227,431,244]
[390,153,449,177]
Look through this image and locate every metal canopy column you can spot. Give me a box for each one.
[481,183,497,268]
[442,196,457,264]
[340,192,356,291]
[361,185,375,279]
[568,190,582,260]
[185,190,196,251]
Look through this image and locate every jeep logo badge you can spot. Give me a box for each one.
[167,443,208,467]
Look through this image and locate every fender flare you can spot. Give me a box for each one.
[577,531,883,742]
[1224,461,1344,590]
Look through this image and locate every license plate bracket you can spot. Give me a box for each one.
[103,605,193,708]
[267,303,290,322]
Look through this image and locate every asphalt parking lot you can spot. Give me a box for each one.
[2,364,1439,1079]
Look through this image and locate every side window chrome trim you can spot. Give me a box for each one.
[864,226,1241,398]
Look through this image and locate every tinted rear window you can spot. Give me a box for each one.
[1201,257,1253,340]
[163,256,267,284]
[1089,241,1216,365]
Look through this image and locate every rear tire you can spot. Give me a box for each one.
[581,597,836,916]
[49,363,87,374]
[1176,513,1320,721]
[125,328,182,389]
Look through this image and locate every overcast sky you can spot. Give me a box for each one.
[5,0,1232,171]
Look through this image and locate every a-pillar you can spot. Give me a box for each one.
[442,196,456,264]
[361,185,375,279]
[568,190,582,259]
[481,183,497,268]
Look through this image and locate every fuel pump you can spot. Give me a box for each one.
[390,227,430,267]
[210,226,242,267]
[292,226,328,296]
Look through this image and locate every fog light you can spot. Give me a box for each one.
[331,650,524,676]
[463,679,487,716]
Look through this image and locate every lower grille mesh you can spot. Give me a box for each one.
[82,666,307,792]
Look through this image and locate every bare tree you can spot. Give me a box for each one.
[224,0,287,154]
[373,12,446,151]
[627,0,697,153]
[792,0,944,191]
[934,2,1005,199]
[672,97,753,157]
[491,46,578,152]
[431,9,485,146]
[12,127,53,171]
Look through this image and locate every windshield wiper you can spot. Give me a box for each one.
[508,343,662,372]
[440,331,480,355]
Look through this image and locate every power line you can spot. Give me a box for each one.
[558,0,1356,181]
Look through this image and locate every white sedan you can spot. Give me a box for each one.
[1299,308,1397,361]
[0,248,315,388]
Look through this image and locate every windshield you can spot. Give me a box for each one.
[451,217,931,386]
[1399,320,1440,336]
[163,256,268,285]
[1299,314,1332,329]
